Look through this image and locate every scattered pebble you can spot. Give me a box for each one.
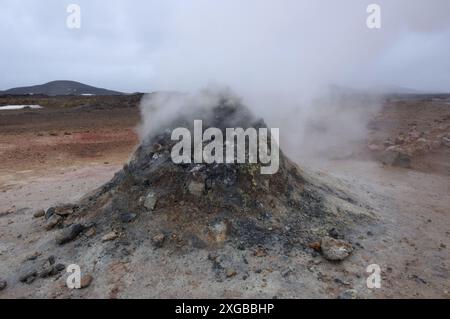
[308,242,321,252]
[102,231,118,242]
[0,279,7,291]
[253,246,267,257]
[188,181,204,196]
[119,212,137,223]
[338,289,358,299]
[24,251,41,262]
[45,207,56,220]
[85,227,96,237]
[80,274,93,289]
[19,270,38,284]
[33,210,45,218]
[44,214,62,231]
[226,268,237,278]
[321,236,354,261]
[55,224,85,245]
[143,192,158,211]
[152,233,165,248]
[328,228,340,239]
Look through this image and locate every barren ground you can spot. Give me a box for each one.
[0,95,448,298]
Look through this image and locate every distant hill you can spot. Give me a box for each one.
[1,80,124,96]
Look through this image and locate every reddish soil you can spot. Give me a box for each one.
[0,102,140,178]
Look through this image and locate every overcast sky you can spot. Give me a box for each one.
[1,0,450,93]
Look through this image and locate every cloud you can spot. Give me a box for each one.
[0,0,448,93]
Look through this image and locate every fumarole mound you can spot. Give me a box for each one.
[45,96,373,257]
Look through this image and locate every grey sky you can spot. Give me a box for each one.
[1,0,449,93]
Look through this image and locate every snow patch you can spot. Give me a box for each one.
[0,105,43,110]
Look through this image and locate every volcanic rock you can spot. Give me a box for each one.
[45,214,62,230]
[381,147,411,168]
[19,269,38,284]
[102,231,118,242]
[152,233,166,248]
[143,191,158,210]
[80,274,93,288]
[0,279,7,291]
[443,136,450,147]
[33,209,45,218]
[55,224,85,245]
[320,236,354,261]
[188,181,204,196]
[338,289,358,299]
[45,207,56,220]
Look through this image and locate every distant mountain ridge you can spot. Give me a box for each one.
[1,80,124,96]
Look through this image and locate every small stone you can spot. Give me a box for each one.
[144,192,157,211]
[208,253,218,261]
[39,265,54,278]
[119,212,137,223]
[45,207,56,220]
[321,236,354,261]
[24,251,41,261]
[0,279,7,291]
[19,270,38,284]
[80,274,93,289]
[47,255,56,265]
[102,231,118,242]
[55,224,85,245]
[54,205,75,216]
[442,136,450,147]
[189,234,207,249]
[54,264,65,272]
[209,220,229,242]
[367,144,382,152]
[282,269,293,278]
[308,242,321,251]
[328,228,340,239]
[85,227,96,237]
[45,214,62,230]
[188,180,204,196]
[338,289,358,299]
[152,233,165,248]
[33,210,45,218]
[226,268,237,278]
[313,259,322,265]
[381,147,411,168]
[254,246,267,257]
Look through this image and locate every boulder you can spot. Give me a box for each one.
[55,224,85,245]
[381,147,411,168]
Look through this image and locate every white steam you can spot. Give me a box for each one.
[139,0,450,161]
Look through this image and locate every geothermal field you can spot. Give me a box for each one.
[0,92,448,299]
[1,1,449,304]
